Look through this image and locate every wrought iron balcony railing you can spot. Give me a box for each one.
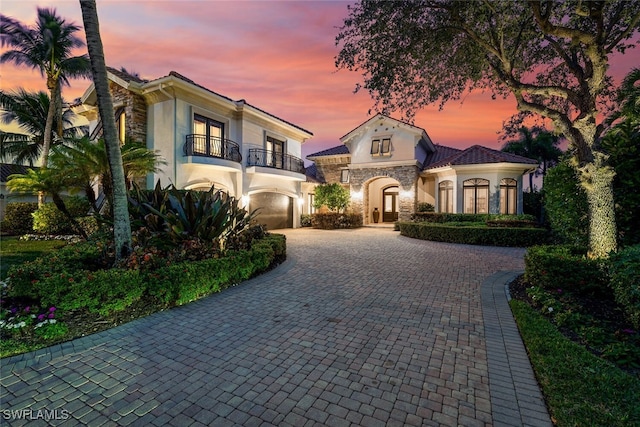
[247,149,305,174]
[184,134,242,163]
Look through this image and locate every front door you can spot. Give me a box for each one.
[383,186,399,222]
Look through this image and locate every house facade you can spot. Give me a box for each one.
[306,115,538,224]
[75,67,313,230]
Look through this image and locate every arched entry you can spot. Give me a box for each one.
[382,185,399,222]
[364,176,401,224]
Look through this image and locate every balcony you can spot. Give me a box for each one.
[184,134,242,163]
[246,149,305,174]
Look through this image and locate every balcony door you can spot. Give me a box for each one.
[194,114,224,157]
[266,136,284,169]
[383,186,399,222]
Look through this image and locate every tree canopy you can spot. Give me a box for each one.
[336,0,640,257]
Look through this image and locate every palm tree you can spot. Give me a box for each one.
[50,137,165,214]
[79,0,131,261]
[0,88,86,166]
[501,126,563,192]
[0,8,91,167]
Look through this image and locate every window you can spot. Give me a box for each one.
[463,178,489,214]
[500,178,517,214]
[194,114,225,156]
[340,169,350,183]
[371,138,391,156]
[309,193,316,214]
[116,110,126,144]
[438,180,454,213]
[266,135,285,168]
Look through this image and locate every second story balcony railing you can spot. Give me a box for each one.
[247,149,305,174]
[185,134,242,163]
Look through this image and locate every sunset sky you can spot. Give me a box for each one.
[1,0,638,160]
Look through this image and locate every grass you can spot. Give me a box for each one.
[0,236,67,280]
[510,300,640,426]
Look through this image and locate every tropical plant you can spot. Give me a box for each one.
[79,0,131,261]
[313,183,350,213]
[0,89,86,166]
[336,1,640,258]
[6,168,87,238]
[128,182,257,251]
[50,137,164,215]
[0,8,91,167]
[501,126,563,191]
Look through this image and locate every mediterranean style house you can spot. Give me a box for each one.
[305,115,538,225]
[74,67,313,230]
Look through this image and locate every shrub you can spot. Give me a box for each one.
[609,245,640,329]
[524,245,608,296]
[311,212,362,229]
[1,202,37,235]
[399,222,547,247]
[32,196,90,235]
[300,214,312,227]
[410,212,490,223]
[544,161,589,246]
[416,202,435,212]
[313,183,350,212]
[523,190,544,222]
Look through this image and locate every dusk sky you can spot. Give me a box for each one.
[1,0,638,160]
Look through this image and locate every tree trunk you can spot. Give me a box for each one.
[579,155,617,258]
[42,76,57,169]
[79,0,132,261]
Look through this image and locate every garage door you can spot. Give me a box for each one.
[251,192,293,230]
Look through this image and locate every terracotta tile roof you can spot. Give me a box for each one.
[306,145,350,158]
[424,145,538,170]
[422,145,462,168]
[1,163,35,182]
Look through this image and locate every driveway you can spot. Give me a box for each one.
[1,228,551,426]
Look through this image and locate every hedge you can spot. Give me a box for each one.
[311,213,362,229]
[1,202,37,235]
[609,245,640,329]
[399,222,548,247]
[8,234,286,315]
[524,245,608,296]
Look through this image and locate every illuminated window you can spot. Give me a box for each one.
[309,193,316,214]
[116,111,126,144]
[438,180,454,213]
[500,178,517,214]
[463,178,489,214]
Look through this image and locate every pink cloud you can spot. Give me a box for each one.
[1,0,637,160]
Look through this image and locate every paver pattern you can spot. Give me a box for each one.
[1,228,551,426]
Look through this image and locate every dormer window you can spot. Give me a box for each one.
[371,138,391,156]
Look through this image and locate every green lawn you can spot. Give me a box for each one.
[510,300,640,426]
[0,236,67,280]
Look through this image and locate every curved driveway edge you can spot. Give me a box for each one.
[1,228,552,426]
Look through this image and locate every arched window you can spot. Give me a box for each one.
[500,178,517,214]
[438,180,453,213]
[463,178,489,214]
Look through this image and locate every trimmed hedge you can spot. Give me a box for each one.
[32,197,90,235]
[311,213,362,229]
[399,222,547,247]
[410,212,537,224]
[1,202,37,235]
[524,245,608,295]
[609,245,640,329]
[8,234,286,315]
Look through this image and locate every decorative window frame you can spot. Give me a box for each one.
[370,137,392,157]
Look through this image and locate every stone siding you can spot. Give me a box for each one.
[110,82,147,144]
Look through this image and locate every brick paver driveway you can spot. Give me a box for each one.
[1,228,551,426]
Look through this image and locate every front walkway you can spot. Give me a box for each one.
[1,228,551,426]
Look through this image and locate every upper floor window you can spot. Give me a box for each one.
[193,114,225,156]
[266,135,285,168]
[500,178,517,214]
[463,178,489,214]
[371,138,391,156]
[116,110,126,144]
[438,180,454,213]
[340,169,350,183]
